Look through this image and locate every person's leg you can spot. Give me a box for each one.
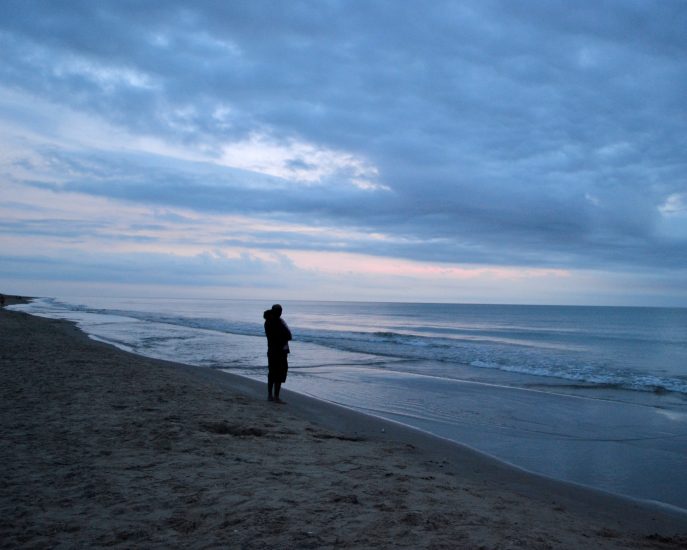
[267,362,275,400]
[274,354,288,403]
[274,353,289,403]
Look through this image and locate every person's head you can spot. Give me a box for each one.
[271,304,283,317]
[263,309,272,320]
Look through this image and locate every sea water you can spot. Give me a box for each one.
[12,297,687,510]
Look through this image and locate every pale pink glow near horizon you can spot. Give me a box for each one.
[0,175,656,307]
[287,251,571,281]
[1,174,572,289]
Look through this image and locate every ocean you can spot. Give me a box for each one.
[12,297,687,510]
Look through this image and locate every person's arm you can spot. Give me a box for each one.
[281,320,292,341]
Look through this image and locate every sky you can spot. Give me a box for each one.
[1,0,686,306]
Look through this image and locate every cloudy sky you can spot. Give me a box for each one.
[1,1,686,305]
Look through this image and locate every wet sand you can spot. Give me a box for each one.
[1,305,686,548]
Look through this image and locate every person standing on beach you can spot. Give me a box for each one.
[263,304,292,403]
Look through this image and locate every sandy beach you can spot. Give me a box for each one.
[1,303,686,549]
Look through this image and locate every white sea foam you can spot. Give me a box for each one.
[13,296,687,396]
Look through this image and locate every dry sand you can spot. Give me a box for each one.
[1,303,686,549]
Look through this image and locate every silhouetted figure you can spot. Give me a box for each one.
[263,304,292,403]
[0,294,5,307]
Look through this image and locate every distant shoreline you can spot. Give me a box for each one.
[1,294,31,307]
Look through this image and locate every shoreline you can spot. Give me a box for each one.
[2,307,686,548]
[1,293,31,307]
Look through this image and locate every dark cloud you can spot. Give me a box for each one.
[16,146,684,271]
[0,250,297,287]
[1,0,687,278]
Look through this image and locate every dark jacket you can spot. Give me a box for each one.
[264,310,292,354]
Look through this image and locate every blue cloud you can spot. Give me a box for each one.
[14,145,685,270]
[1,0,686,298]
